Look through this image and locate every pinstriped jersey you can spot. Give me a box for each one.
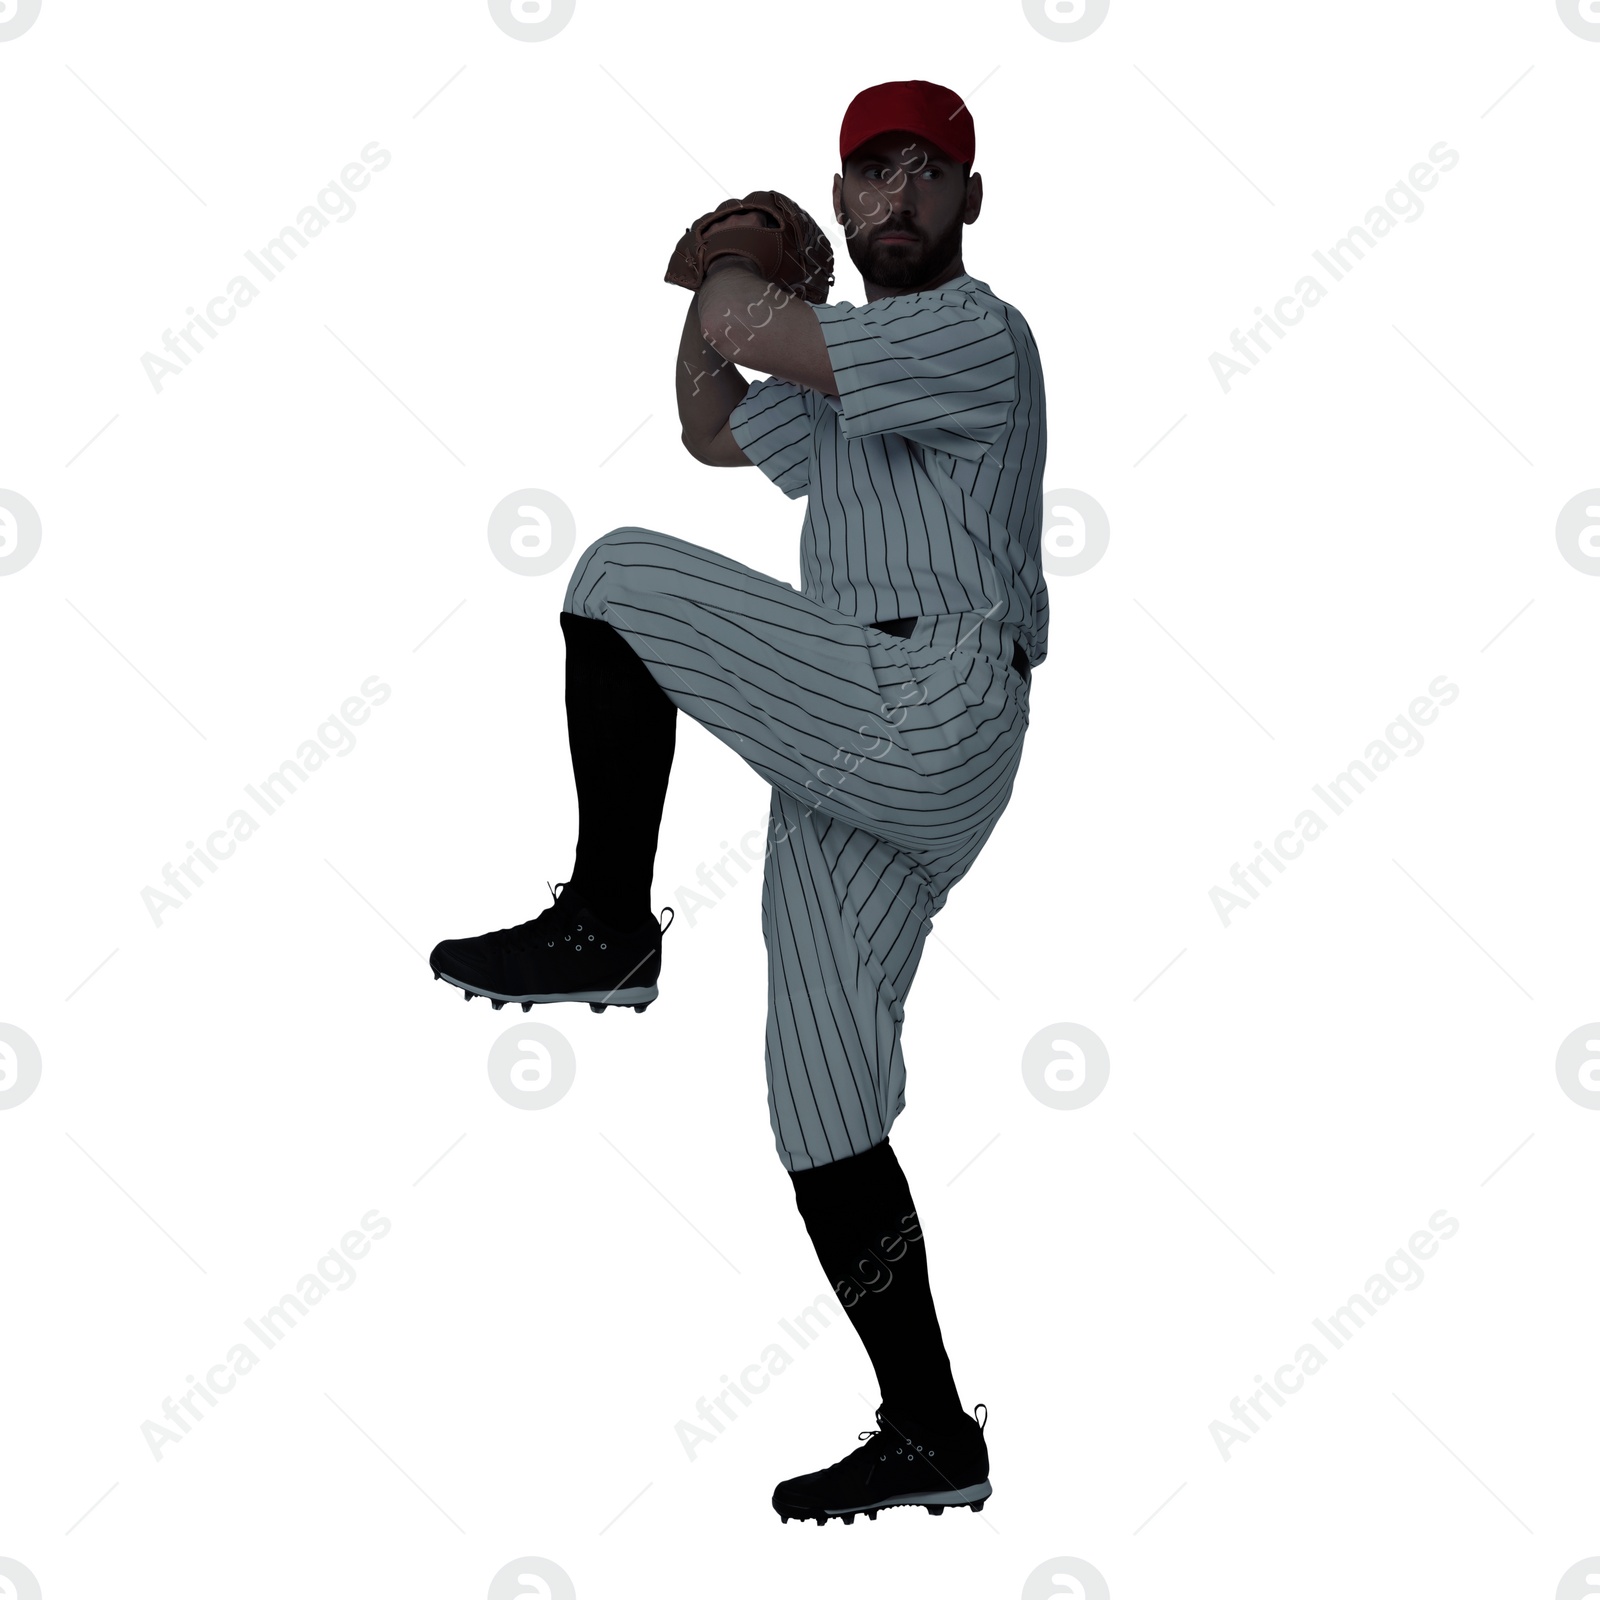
[728,273,1049,665]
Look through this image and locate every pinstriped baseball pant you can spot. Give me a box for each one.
[564,526,1031,1173]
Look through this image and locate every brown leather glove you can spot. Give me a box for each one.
[664,189,835,303]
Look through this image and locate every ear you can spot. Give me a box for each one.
[963,170,984,226]
[832,171,845,226]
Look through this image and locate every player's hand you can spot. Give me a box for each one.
[664,191,833,302]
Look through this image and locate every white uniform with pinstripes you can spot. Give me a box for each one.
[565,274,1047,1171]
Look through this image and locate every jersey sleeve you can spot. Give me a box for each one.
[728,377,817,499]
[812,294,1017,461]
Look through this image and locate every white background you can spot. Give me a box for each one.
[2,2,1597,1597]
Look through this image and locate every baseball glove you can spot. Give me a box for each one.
[664,190,835,303]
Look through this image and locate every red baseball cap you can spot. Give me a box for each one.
[839,79,975,167]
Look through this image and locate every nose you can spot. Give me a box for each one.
[873,185,916,226]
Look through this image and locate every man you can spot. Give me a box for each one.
[430,79,1047,1524]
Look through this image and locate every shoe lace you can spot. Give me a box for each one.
[493,882,572,954]
[851,1403,981,1466]
[849,1406,935,1465]
[493,884,669,955]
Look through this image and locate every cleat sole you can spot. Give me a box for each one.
[772,1479,992,1525]
[433,971,658,1009]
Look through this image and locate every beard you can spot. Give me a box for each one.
[845,216,964,289]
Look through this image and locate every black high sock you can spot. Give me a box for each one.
[559,611,676,930]
[789,1139,965,1429]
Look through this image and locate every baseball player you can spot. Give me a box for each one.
[431,79,1047,1524]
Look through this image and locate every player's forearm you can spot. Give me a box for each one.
[696,262,839,397]
[676,299,750,461]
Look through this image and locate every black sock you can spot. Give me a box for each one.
[789,1139,965,1429]
[559,611,676,929]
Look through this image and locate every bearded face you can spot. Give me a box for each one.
[844,211,966,289]
[836,136,979,294]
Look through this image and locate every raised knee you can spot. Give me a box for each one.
[563,527,631,613]
[563,526,667,614]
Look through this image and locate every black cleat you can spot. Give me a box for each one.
[430,884,674,1012]
[771,1404,991,1526]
